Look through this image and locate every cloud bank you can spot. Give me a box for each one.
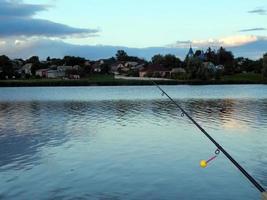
[0,0,98,38]
[1,35,266,60]
[171,35,266,48]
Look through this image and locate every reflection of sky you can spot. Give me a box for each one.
[0,91,267,199]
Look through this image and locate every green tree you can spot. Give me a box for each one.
[152,54,181,68]
[0,55,13,79]
[26,56,40,76]
[205,47,217,64]
[116,50,128,61]
[164,54,182,68]
[27,56,40,64]
[263,53,267,78]
[63,56,85,66]
[152,54,164,65]
[186,57,202,79]
[217,47,234,74]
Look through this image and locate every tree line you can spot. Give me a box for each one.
[0,47,267,80]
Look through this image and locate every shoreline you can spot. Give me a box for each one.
[1,79,267,87]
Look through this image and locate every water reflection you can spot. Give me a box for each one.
[0,97,266,199]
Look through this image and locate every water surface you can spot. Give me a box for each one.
[0,85,267,200]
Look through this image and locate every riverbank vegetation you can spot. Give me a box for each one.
[0,47,267,86]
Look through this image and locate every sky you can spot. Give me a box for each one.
[0,0,267,59]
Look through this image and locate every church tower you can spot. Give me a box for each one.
[187,45,194,58]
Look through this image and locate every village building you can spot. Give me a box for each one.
[36,69,49,78]
[21,63,33,75]
[139,64,171,78]
[187,46,194,58]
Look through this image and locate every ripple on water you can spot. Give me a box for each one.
[0,87,267,200]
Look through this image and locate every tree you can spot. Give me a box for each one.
[263,53,267,78]
[164,54,182,68]
[152,54,181,68]
[0,55,13,79]
[217,47,234,74]
[116,50,128,61]
[194,50,202,57]
[27,56,39,64]
[63,56,85,66]
[205,47,217,64]
[186,57,202,79]
[25,56,40,76]
[152,54,164,65]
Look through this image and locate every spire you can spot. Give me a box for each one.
[187,45,194,58]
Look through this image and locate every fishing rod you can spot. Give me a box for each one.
[151,81,266,196]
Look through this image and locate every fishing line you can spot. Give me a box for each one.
[152,81,266,193]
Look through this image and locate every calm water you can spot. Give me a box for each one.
[0,85,267,200]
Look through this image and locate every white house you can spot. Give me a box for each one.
[203,62,216,71]
[21,63,33,75]
[47,70,59,78]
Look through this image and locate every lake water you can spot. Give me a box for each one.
[0,85,267,200]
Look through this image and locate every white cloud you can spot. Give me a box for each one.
[0,40,6,46]
[171,35,267,48]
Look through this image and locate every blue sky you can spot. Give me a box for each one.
[0,0,267,59]
[22,0,267,47]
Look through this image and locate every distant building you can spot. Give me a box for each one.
[215,65,224,71]
[171,68,186,74]
[203,62,215,71]
[139,64,171,78]
[36,69,48,78]
[171,68,187,79]
[57,66,73,72]
[187,45,194,58]
[21,63,33,75]
[47,70,59,78]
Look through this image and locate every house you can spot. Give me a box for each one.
[73,65,81,70]
[57,65,79,77]
[125,62,139,68]
[215,65,224,71]
[139,64,171,78]
[47,70,59,78]
[36,69,49,78]
[84,61,91,66]
[91,62,102,73]
[203,62,224,73]
[132,63,145,70]
[171,68,187,79]
[90,60,107,73]
[110,63,121,75]
[21,63,33,75]
[203,62,216,71]
[57,65,73,72]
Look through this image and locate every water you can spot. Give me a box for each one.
[0,85,267,200]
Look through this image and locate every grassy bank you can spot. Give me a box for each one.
[0,74,267,87]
